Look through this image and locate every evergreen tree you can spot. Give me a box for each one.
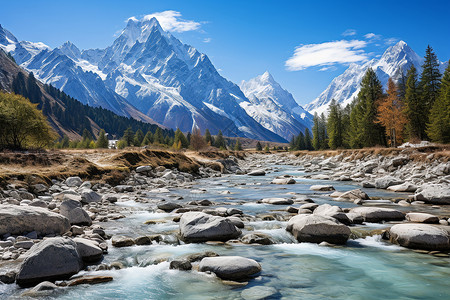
[122,127,134,146]
[349,68,385,147]
[312,113,320,150]
[319,113,328,149]
[153,127,164,144]
[404,65,426,140]
[420,45,442,119]
[174,128,189,148]
[327,99,343,149]
[60,135,70,148]
[256,141,263,151]
[143,131,154,145]
[26,72,42,104]
[214,130,227,149]
[234,138,243,151]
[427,61,450,143]
[304,128,313,150]
[205,129,212,145]
[133,129,144,146]
[295,131,305,150]
[96,129,109,148]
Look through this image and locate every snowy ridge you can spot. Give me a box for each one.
[305,41,447,115]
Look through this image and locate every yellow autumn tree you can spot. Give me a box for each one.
[375,78,407,147]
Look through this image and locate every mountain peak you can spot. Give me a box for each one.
[260,71,274,82]
[58,41,81,59]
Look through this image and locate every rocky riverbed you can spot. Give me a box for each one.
[0,149,449,299]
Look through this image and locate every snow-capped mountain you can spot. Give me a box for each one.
[305,41,447,115]
[0,20,285,142]
[240,71,313,140]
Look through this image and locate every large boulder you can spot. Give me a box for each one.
[286,214,350,244]
[0,205,70,236]
[414,184,450,205]
[80,189,102,204]
[389,224,450,250]
[337,189,370,201]
[65,176,83,187]
[241,232,274,245]
[405,213,439,224]
[59,200,92,226]
[199,256,261,280]
[16,237,82,287]
[313,204,351,225]
[180,212,241,243]
[375,176,404,189]
[73,238,103,262]
[248,170,266,176]
[387,183,418,193]
[349,207,405,222]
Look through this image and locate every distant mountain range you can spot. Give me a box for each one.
[1,20,447,141]
[305,41,448,115]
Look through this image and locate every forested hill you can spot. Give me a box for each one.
[0,49,173,140]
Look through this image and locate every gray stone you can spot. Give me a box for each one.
[157,202,182,212]
[310,185,335,191]
[375,176,404,189]
[405,213,439,224]
[111,236,135,247]
[337,189,370,201]
[313,204,351,225]
[248,170,266,176]
[271,177,296,184]
[59,199,92,226]
[65,177,83,187]
[241,232,273,245]
[261,198,294,205]
[80,189,102,204]
[361,181,375,188]
[349,207,405,223]
[226,217,245,228]
[286,214,350,244]
[199,256,261,280]
[29,200,48,208]
[387,183,418,192]
[114,185,134,193]
[299,203,319,211]
[14,240,35,249]
[73,238,103,262]
[0,205,70,236]
[414,184,450,204]
[179,212,241,243]
[389,223,450,250]
[241,286,278,300]
[16,237,82,287]
[21,281,58,297]
[136,165,152,173]
[169,260,192,271]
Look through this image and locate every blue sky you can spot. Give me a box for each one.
[1,0,449,105]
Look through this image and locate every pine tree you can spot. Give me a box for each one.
[420,45,442,119]
[205,129,212,145]
[234,138,243,151]
[122,127,134,146]
[142,131,154,145]
[295,131,305,150]
[341,104,351,148]
[174,128,189,148]
[153,127,164,144]
[304,128,313,150]
[375,78,407,147]
[404,65,426,140]
[327,99,343,149]
[256,141,263,151]
[214,130,226,149]
[427,61,450,143]
[349,68,385,147]
[319,113,328,149]
[96,129,109,148]
[133,129,144,146]
[312,113,320,150]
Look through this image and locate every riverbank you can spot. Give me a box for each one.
[0,147,449,298]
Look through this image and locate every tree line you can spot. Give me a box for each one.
[291,45,449,151]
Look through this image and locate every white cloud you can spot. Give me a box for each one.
[203,38,212,43]
[140,11,201,33]
[285,40,368,71]
[384,37,398,45]
[364,33,381,40]
[342,29,356,36]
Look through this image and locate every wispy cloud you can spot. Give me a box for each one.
[132,11,201,33]
[364,33,381,40]
[285,40,368,71]
[203,38,212,43]
[342,29,356,36]
[384,37,399,45]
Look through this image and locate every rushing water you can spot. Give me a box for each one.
[2,164,449,299]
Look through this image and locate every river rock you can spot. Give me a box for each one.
[179,212,241,243]
[21,281,58,297]
[261,198,294,205]
[271,178,296,184]
[111,236,135,247]
[313,204,351,225]
[299,203,319,211]
[16,237,82,287]
[375,176,404,189]
[248,170,266,176]
[405,213,439,224]
[67,275,113,286]
[310,185,335,191]
[80,189,102,204]
[387,183,418,193]
[241,286,278,300]
[349,207,405,222]
[286,214,350,244]
[157,202,182,212]
[59,199,92,226]
[241,232,273,245]
[169,260,192,271]
[199,256,261,280]
[0,204,70,236]
[73,238,103,262]
[389,224,450,250]
[65,177,83,187]
[337,189,370,201]
[414,184,450,205]
[136,165,152,173]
